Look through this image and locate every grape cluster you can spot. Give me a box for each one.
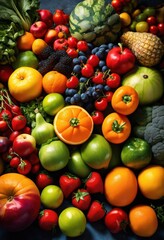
[64,42,116,112]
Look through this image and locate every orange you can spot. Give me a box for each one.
[17,31,36,51]
[42,71,68,94]
[104,166,138,207]
[129,204,158,237]
[138,165,164,200]
[32,38,48,55]
[53,105,94,145]
[8,67,43,102]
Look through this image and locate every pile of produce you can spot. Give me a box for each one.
[0,0,164,238]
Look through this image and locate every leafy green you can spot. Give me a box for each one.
[0,0,40,31]
[20,97,53,129]
[0,0,40,64]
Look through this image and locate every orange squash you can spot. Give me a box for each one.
[54,105,94,145]
[102,112,131,144]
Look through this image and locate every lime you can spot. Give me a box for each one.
[143,7,156,17]
[12,51,38,69]
[136,21,149,32]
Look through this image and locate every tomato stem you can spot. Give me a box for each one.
[112,120,126,133]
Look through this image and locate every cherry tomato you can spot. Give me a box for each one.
[66,47,78,58]
[10,105,22,116]
[77,40,89,52]
[87,55,100,67]
[104,208,129,233]
[31,163,41,174]
[92,71,104,84]
[9,131,21,142]
[0,109,12,122]
[158,23,164,36]
[91,110,104,125]
[27,151,40,165]
[10,156,21,168]
[94,97,108,111]
[149,25,158,35]
[22,126,31,134]
[66,75,79,88]
[38,209,58,231]
[0,120,8,132]
[67,36,78,48]
[35,171,54,190]
[146,16,157,26]
[17,160,32,175]
[81,63,94,78]
[11,115,27,131]
[106,73,121,88]
[111,0,123,12]
[105,91,114,102]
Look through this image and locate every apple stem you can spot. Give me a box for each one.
[118,43,123,54]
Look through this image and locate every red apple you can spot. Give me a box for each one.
[44,29,59,44]
[37,9,54,28]
[0,173,40,232]
[30,21,48,38]
[67,36,78,48]
[55,24,70,36]
[53,38,68,50]
[12,133,36,157]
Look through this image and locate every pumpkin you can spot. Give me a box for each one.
[69,0,121,46]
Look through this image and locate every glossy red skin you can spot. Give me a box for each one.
[67,36,78,48]
[87,55,100,67]
[91,110,104,125]
[0,120,8,132]
[94,97,108,111]
[10,105,22,116]
[105,91,114,102]
[0,173,40,232]
[12,134,36,157]
[106,73,121,88]
[85,171,104,194]
[81,64,94,78]
[87,200,106,222]
[0,109,13,122]
[55,25,69,35]
[30,21,48,38]
[66,75,79,88]
[37,9,54,28]
[11,115,27,131]
[17,160,32,175]
[53,10,69,25]
[66,47,78,58]
[77,40,88,52]
[92,71,104,84]
[9,156,20,168]
[59,174,81,198]
[104,208,129,233]
[106,46,136,75]
[38,209,58,231]
[72,188,91,211]
[53,38,68,51]
[35,172,54,190]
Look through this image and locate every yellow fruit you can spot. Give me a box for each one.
[8,67,43,102]
[135,21,149,32]
[138,165,164,200]
[119,12,131,27]
[121,31,164,67]
[32,39,48,55]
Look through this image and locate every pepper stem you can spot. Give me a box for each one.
[112,120,126,133]
[122,94,132,104]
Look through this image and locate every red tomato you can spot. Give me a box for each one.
[81,63,94,78]
[38,209,58,231]
[106,73,121,88]
[9,130,21,142]
[35,171,54,190]
[94,97,108,111]
[87,55,100,67]
[0,109,12,122]
[0,173,40,231]
[9,156,21,168]
[77,40,89,52]
[11,115,27,131]
[0,120,8,132]
[91,110,104,125]
[10,105,22,116]
[104,208,129,233]
[105,91,114,102]
[17,160,32,175]
[53,9,69,25]
[72,189,91,211]
[31,163,41,174]
[66,75,79,88]
[92,71,104,84]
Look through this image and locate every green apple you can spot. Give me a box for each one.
[122,66,163,105]
[42,93,65,116]
[12,51,39,69]
[40,185,64,209]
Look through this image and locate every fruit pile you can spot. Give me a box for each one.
[0,0,164,239]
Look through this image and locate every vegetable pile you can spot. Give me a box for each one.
[0,0,164,239]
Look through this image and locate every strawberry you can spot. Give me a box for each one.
[87,200,106,222]
[85,171,104,194]
[59,173,81,198]
[72,188,92,211]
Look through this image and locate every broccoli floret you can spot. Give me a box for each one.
[132,105,164,165]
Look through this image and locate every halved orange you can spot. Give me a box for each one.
[53,105,94,145]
